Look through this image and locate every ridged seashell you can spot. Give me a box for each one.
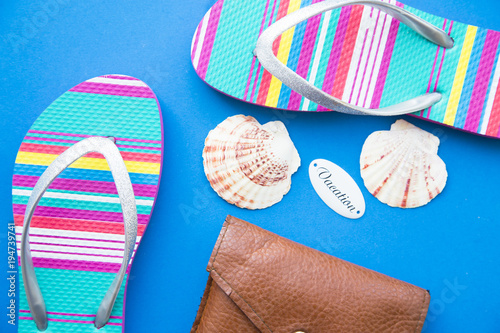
[360,119,447,208]
[203,115,300,209]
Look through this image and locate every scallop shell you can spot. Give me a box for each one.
[360,119,447,208]
[203,115,300,209]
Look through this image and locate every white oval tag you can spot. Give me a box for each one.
[309,159,365,219]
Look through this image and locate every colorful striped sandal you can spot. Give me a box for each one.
[12,75,163,332]
[192,0,500,138]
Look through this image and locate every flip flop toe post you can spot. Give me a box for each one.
[192,0,500,138]
[12,75,163,332]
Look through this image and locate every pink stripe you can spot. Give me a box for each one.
[196,0,224,79]
[426,47,441,94]
[486,82,500,136]
[426,52,445,117]
[426,20,447,92]
[348,28,370,103]
[70,82,155,98]
[28,130,162,144]
[13,204,150,224]
[370,2,404,108]
[24,136,161,151]
[23,241,127,251]
[17,233,129,244]
[244,0,271,100]
[251,64,263,103]
[24,135,161,151]
[52,312,121,320]
[116,144,161,151]
[191,17,204,61]
[29,248,125,258]
[20,316,122,325]
[30,256,122,273]
[244,58,257,101]
[421,19,448,116]
[104,75,139,81]
[427,21,454,118]
[19,309,122,319]
[356,9,381,106]
[363,11,388,108]
[433,21,454,90]
[317,6,352,111]
[464,30,500,132]
[287,0,323,109]
[251,0,279,103]
[256,0,272,40]
[13,175,157,197]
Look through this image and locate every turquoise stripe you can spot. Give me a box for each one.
[454,28,488,129]
[380,7,445,109]
[31,92,161,141]
[14,164,159,185]
[307,9,341,111]
[205,0,267,99]
[478,40,500,131]
[277,0,310,109]
[19,268,125,333]
[13,195,152,214]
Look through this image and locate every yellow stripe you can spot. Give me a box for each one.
[443,26,478,126]
[265,0,302,107]
[15,152,160,175]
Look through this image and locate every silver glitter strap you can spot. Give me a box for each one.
[20,136,138,330]
[254,0,454,115]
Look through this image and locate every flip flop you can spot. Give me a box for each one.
[191,0,500,138]
[12,75,163,332]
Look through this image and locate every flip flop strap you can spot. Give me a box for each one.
[254,0,453,115]
[20,136,138,331]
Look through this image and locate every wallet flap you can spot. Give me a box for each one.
[206,215,430,333]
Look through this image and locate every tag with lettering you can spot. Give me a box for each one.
[309,159,365,219]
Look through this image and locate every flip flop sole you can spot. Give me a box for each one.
[12,75,163,332]
[192,0,500,138]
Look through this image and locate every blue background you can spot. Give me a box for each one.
[1,0,500,331]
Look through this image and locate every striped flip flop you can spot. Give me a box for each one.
[192,0,500,138]
[12,75,163,332]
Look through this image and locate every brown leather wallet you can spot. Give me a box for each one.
[191,216,430,333]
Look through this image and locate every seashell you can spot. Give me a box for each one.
[360,119,447,208]
[203,115,300,209]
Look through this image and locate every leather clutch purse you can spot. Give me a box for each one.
[191,215,430,333]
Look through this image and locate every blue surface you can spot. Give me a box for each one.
[1,0,500,332]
